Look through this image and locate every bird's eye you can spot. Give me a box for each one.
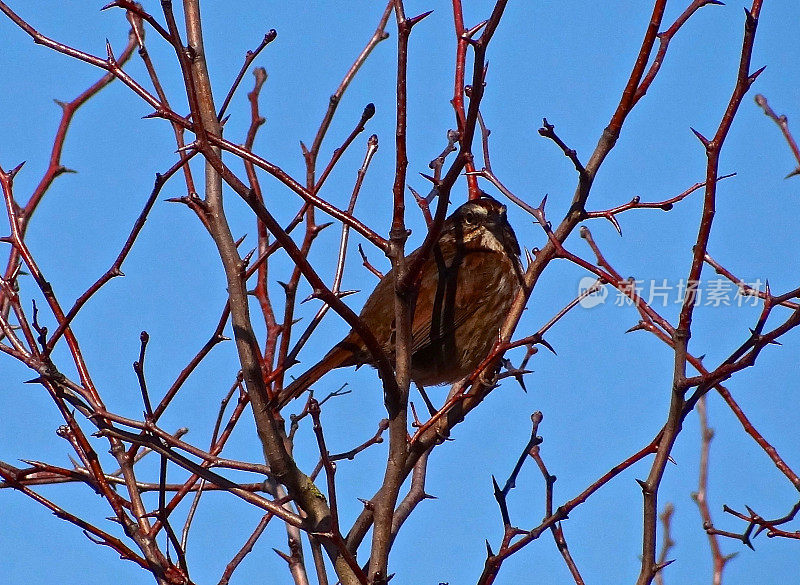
[464,211,475,224]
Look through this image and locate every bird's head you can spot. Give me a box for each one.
[443,195,521,258]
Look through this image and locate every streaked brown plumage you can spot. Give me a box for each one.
[276,196,523,408]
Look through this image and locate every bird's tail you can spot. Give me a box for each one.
[275,345,355,409]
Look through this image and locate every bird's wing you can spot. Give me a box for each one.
[407,249,498,356]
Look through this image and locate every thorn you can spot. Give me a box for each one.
[272,547,292,563]
[242,248,255,265]
[743,6,756,26]
[105,38,115,61]
[667,455,677,465]
[220,114,231,126]
[538,337,557,355]
[503,359,528,392]
[654,559,676,573]
[636,478,649,491]
[491,475,502,495]
[608,214,622,236]
[707,0,725,5]
[234,234,247,247]
[463,19,488,40]
[784,167,800,179]
[485,539,494,557]
[175,142,197,153]
[6,161,26,180]
[407,10,434,28]
[419,172,439,186]
[313,221,334,234]
[690,127,710,148]
[748,65,766,85]
[524,247,534,267]
[24,376,45,384]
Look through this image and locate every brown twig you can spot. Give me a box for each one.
[584,174,735,236]
[47,153,199,352]
[640,4,764,584]
[754,94,800,177]
[706,500,800,545]
[0,465,150,569]
[0,23,137,322]
[216,30,277,121]
[286,133,380,365]
[653,503,675,585]
[369,3,425,579]
[633,0,725,105]
[692,396,731,585]
[704,253,799,310]
[217,513,274,585]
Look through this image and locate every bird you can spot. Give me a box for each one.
[276,195,523,409]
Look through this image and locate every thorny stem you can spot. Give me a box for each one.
[639,4,764,584]
[692,396,729,585]
[755,93,800,177]
[1,3,796,585]
[0,23,138,324]
[168,2,355,583]
[369,3,416,581]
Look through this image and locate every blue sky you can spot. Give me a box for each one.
[1,1,799,584]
